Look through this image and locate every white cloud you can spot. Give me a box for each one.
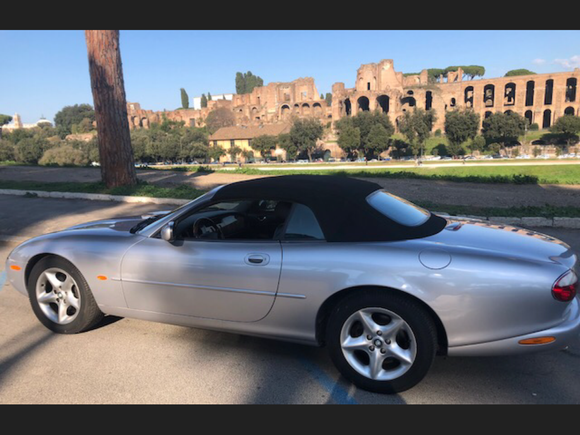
[553,55,580,70]
[532,58,546,65]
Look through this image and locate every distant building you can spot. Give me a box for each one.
[1,113,53,132]
[192,93,234,110]
[209,123,291,162]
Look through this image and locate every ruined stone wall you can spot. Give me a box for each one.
[332,60,580,133]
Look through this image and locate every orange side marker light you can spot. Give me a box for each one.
[518,337,556,345]
[97,275,108,281]
[10,265,21,271]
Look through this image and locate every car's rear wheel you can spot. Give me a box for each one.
[28,256,104,334]
[326,290,437,394]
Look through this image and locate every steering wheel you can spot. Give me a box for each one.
[193,217,224,239]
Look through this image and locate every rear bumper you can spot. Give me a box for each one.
[448,297,580,357]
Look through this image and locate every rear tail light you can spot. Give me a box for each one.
[552,270,577,302]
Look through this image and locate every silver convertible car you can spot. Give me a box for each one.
[5,175,580,393]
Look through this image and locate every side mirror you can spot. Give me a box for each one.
[160,222,174,242]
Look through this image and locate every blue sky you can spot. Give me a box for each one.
[1,30,579,124]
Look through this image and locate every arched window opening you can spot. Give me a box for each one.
[484,84,495,107]
[544,79,554,105]
[525,81,535,107]
[504,83,516,106]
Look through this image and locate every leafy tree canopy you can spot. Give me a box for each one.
[0,114,13,126]
[205,107,235,134]
[235,71,264,95]
[482,111,526,148]
[444,109,480,148]
[250,134,278,158]
[180,88,189,109]
[54,104,95,136]
[504,69,536,77]
[550,114,580,145]
[288,118,324,161]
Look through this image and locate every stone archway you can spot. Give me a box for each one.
[344,99,352,116]
[357,96,370,112]
[302,103,311,116]
[377,95,389,113]
[543,109,552,129]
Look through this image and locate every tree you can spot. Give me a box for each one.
[250,134,277,158]
[320,93,324,100]
[235,71,264,94]
[468,135,486,155]
[208,144,225,162]
[39,145,89,166]
[180,88,189,109]
[54,104,95,136]
[337,124,361,157]
[0,114,13,126]
[229,145,243,162]
[444,65,485,80]
[505,69,536,77]
[365,124,390,158]
[325,93,332,106]
[398,109,436,158]
[277,133,298,160]
[550,115,580,146]
[335,110,394,157]
[200,94,208,108]
[289,118,323,161]
[482,111,526,150]
[444,109,480,156]
[208,92,212,101]
[85,30,137,188]
[0,140,15,161]
[71,117,95,134]
[205,107,235,134]
[235,72,245,95]
[427,68,445,82]
[15,138,44,164]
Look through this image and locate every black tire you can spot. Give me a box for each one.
[326,289,437,394]
[27,256,104,334]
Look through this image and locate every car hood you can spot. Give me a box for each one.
[425,217,577,269]
[65,217,143,232]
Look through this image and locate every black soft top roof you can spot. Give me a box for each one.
[213,175,446,242]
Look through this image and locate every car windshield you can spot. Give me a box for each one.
[366,190,430,227]
[132,188,221,234]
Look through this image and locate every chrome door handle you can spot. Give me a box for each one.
[244,254,270,266]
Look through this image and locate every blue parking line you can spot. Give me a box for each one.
[299,356,358,404]
[0,271,6,292]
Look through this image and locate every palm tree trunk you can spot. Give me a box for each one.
[85,30,137,188]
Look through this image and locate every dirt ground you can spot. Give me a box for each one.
[1,165,580,208]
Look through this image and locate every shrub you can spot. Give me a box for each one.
[0,140,16,161]
[39,145,90,166]
[529,123,539,131]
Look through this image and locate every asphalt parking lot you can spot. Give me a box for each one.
[1,194,579,404]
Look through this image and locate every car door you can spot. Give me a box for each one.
[120,235,282,323]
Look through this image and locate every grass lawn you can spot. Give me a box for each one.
[0,180,205,200]
[222,164,580,185]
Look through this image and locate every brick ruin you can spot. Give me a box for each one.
[127,77,331,130]
[332,59,580,132]
[127,59,580,138]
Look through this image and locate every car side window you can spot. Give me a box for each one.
[283,204,325,241]
[173,199,293,241]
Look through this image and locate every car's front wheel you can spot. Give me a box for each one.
[326,290,437,394]
[28,256,104,334]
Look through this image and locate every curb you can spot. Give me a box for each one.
[433,212,580,229]
[0,188,189,206]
